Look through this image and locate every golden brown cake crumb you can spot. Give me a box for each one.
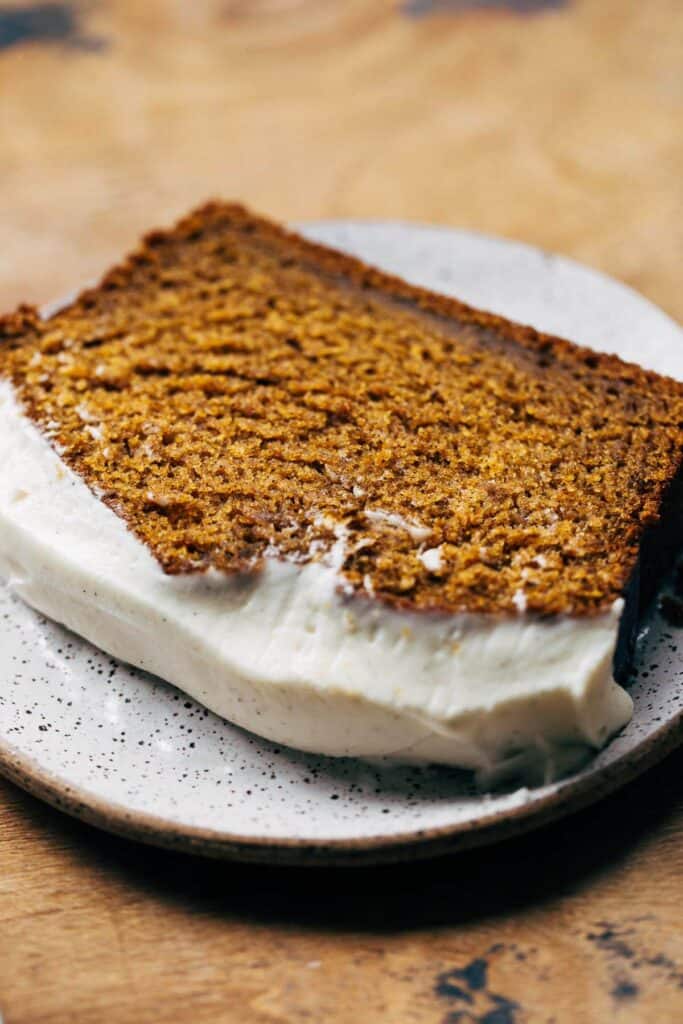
[1,202,682,615]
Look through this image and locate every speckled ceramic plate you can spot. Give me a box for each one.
[1,222,682,865]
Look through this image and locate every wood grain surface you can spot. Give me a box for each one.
[0,1,681,1021]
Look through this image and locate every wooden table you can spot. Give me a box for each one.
[1,2,681,1020]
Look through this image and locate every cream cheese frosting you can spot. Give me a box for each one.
[0,379,633,785]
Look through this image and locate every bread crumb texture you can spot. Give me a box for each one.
[1,202,682,615]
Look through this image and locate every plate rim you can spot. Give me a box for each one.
[1,218,682,865]
[1,710,681,865]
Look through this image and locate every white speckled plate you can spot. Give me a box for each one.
[1,222,682,865]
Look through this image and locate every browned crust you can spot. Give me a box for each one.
[1,201,683,616]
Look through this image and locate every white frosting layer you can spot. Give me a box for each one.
[0,380,633,783]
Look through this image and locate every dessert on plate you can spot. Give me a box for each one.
[1,202,681,785]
